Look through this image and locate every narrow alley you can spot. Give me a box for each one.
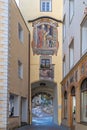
[15,104,68,130]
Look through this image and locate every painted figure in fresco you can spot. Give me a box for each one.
[37,24,49,48]
[42,24,50,48]
[37,27,43,48]
[37,24,57,49]
[46,25,54,48]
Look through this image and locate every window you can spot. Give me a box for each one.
[18,23,23,42]
[40,59,50,68]
[9,94,19,117]
[63,56,66,77]
[81,79,87,122]
[71,87,76,123]
[69,40,74,69]
[69,0,74,23]
[64,91,67,118]
[63,16,66,41]
[81,20,87,55]
[18,60,23,79]
[41,0,52,12]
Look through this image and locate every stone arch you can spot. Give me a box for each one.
[32,86,53,99]
[71,86,75,96]
[31,80,58,124]
[67,85,76,127]
[81,78,87,91]
[78,76,87,89]
[31,80,57,99]
[68,83,76,94]
[64,91,67,99]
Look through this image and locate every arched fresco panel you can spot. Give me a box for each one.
[32,19,59,55]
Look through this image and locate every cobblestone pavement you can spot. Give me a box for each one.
[15,124,68,130]
[15,116,68,130]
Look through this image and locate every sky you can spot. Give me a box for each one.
[15,0,19,6]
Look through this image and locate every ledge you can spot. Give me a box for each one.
[28,16,63,23]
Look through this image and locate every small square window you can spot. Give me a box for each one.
[18,23,23,43]
[41,0,52,12]
[40,59,50,68]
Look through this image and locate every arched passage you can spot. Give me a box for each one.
[31,80,58,124]
[70,86,76,128]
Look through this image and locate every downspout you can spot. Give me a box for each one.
[28,31,31,124]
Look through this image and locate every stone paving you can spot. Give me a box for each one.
[15,123,68,130]
[15,115,68,130]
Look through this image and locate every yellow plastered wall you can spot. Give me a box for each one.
[19,0,63,124]
[9,0,29,97]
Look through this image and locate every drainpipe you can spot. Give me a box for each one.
[28,31,31,124]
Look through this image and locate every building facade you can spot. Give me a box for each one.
[19,0,63,125]
[0,0,9,129]
[0,0,30,129]
[62,0,87,130]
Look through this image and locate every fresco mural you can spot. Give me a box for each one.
[40,65,54,80]
[39,56,54,80]
[32,21,59,55]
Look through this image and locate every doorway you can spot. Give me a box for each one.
[71,86,76,129]
[21,97,28,125]
[31,80,58,125]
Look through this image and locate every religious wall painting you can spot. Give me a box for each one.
[32,22,59,55]
[40,68,54,80]
[39,55,54,80]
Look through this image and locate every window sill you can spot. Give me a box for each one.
[18,76,23,80]
[79,122,87,126]
[9,116,19,118]
[64,117,67,120]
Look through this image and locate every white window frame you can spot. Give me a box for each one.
[69,0,74,23]
[81,19,87,55]
[40,0,52,12]
[18,60,23,79]
[18,23,24,43]
[40,56,52,69]
[9,94,19,117]
[81,79,87,122]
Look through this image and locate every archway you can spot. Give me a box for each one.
[80,78,87,122]
[71,86,76,129]
[31,80,58,124]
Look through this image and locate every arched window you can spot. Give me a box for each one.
[64,91,67,118]
[71,86,75,96]
[71,86,76,123]
[81,78,87,122]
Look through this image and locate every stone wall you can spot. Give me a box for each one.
[0,0,9,129]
